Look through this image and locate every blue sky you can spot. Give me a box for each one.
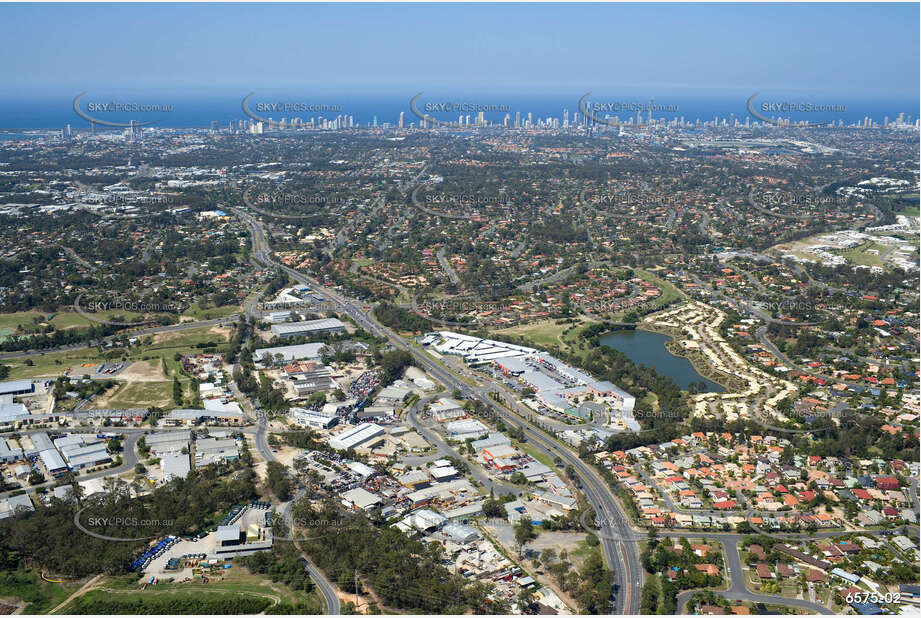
[0,3,918,96]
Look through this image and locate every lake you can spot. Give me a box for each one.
[599,329,725,392]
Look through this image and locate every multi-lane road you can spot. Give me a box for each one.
[9,204,906,616]
[234,206,643,614]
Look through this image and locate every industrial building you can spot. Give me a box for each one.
[145,431,191,455]
[431,397,464,422]
[329,423,385,451]
[426,331,637,425]
[60,442,111,470]
[290,407,338,429]
[0,438,20,463]
[195,437,240,468]
[22,432,53,456]
[444,419,489,440]
[0,494,34,519]
[164,408,246,427]
[270,318,345,339]
[254,342,328,364]
[161,452,191,481]
[341,487,382,511]
[0,403,30,428]
[0,380,35,397]
[39,448,68,476]
[291,366,335,396]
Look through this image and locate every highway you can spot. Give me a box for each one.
[233,206,642,614]
[236,206,921,615]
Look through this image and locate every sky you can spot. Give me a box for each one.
[0,2,918,97]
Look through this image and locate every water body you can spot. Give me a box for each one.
[599,329,725,393]
[0,90,916,129]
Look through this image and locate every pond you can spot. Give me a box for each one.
[599,329,725,393]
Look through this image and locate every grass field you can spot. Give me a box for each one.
[636,268,684,308]
[102,381,174,409]
[493,269,682,352]
[517,441,558,469]
[1,324,232,381]
[0,310,177,335]
[57,570,324,614]
[570,536,603,562]
[180,303,241,321]
[492,318,591,351]
[837,240,884,267]
[0,569,81,614]
[0,311,47,333]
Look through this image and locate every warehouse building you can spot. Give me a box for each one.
[145,431,191,455]
[444,419,489,440]
[329,423,385,451]
[290,408,338,429]
[0,380,34,397]
[217,525,244,547]
[164,408,246,427]
[254,342,328,364]
[341,487,382,511]
[431,397,464,422]
[39,448,68,476]
[161,452,191,482]
[60,442,111,470]
[291,366,335,396]
[0,494,34,519]
[22,432,53,456]
[195,437,240,468]
[0,403,30,428]
[271,318,345,339]
[0,438,20,463]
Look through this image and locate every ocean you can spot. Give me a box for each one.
[0,90,917,131]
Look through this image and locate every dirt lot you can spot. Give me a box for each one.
[484,521,590,568]
[116,360,167,382]
[91,381,172,409]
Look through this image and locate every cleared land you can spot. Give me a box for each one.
[56,570,323,615]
